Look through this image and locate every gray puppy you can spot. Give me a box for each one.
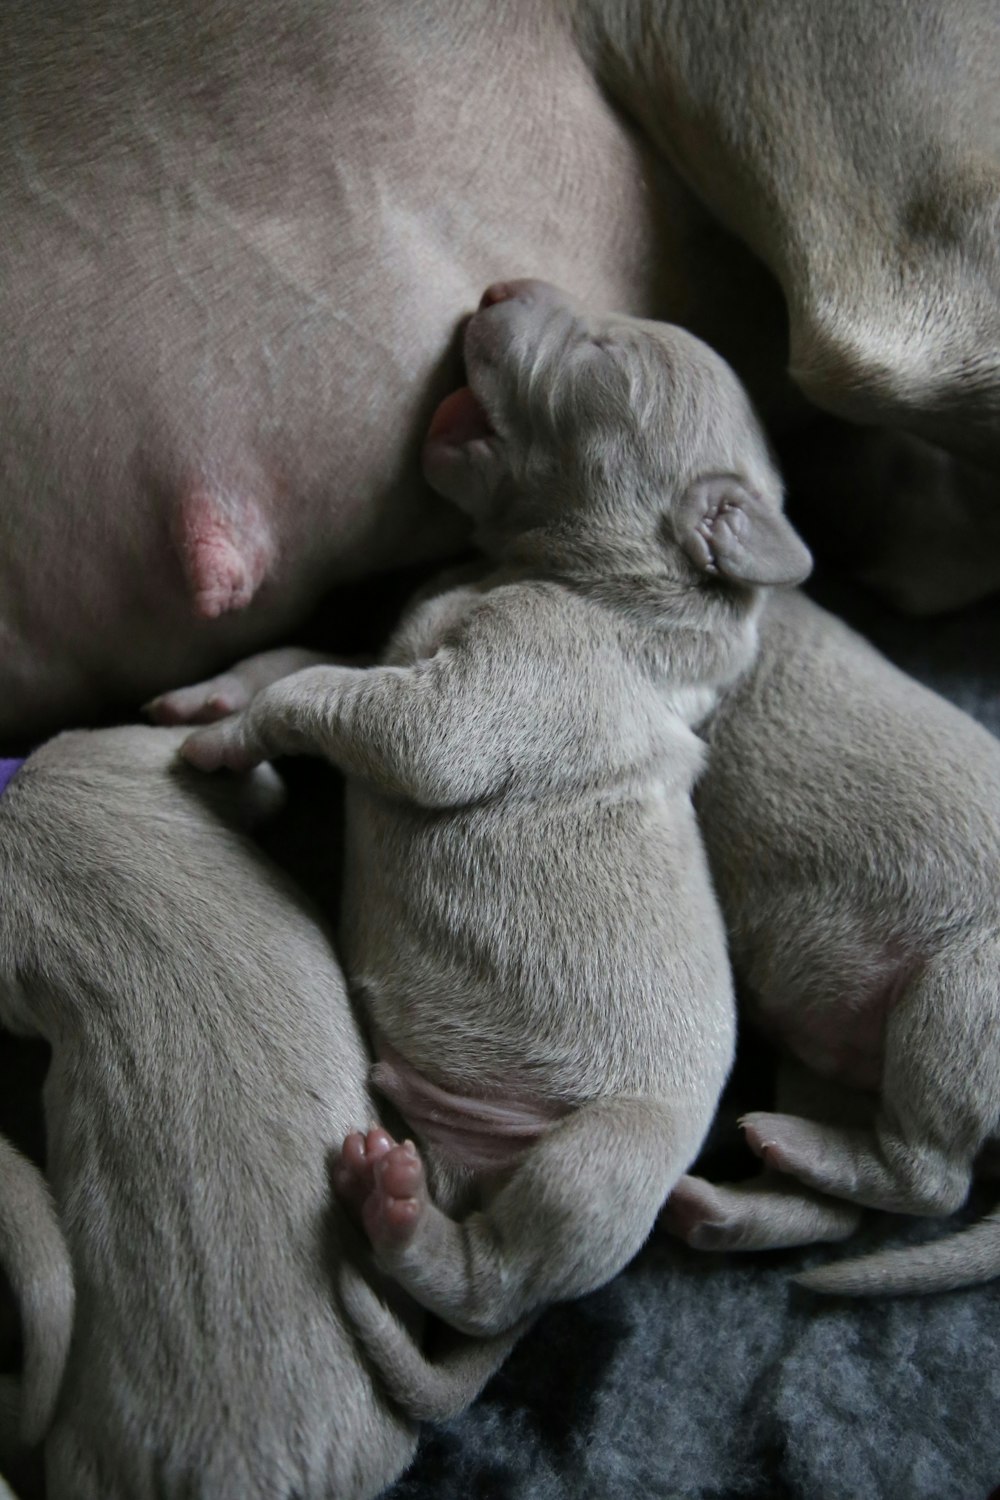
[179,280,811,1337]
[665,589,1000,1295]
[0,727,510,1499]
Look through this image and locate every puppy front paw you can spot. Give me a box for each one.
[181,713,266,773]
[146,672,252,725]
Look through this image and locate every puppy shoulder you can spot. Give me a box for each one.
[435,576,588,660]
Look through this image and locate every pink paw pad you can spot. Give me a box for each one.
[332,1127,395,1212]
[363,1141,426,1249]
[334,1132,427,1248]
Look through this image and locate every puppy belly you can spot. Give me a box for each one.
[775,1006,886,1091]
[371,1037,569,1173]
[750,960,913,1093]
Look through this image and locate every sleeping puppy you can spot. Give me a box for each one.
[665,589,1000,1295]
[0,727,511,1500]
[178,279,811,1337]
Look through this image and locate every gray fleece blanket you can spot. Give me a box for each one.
[386,578,1000,1500]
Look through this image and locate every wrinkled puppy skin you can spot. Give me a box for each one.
[667,590,1000,1295]
[178,279,810,1338]
[0,727,513,1500]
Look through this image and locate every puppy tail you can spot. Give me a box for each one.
[338,1261,521,1421]
[794,1207,1000,1296]
[0,1135,74,1447]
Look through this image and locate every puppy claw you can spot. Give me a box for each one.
[739,1113,779,1162]
[739,1112,828,1181]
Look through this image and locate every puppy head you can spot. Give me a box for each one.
[423,279,810,587]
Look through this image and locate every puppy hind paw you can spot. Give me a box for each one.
[739,1112,800,1170]
[660,1175,747,1251]
[738,1112,850,1193]
[362,1141,427,1251]
[332,1128,397,1214]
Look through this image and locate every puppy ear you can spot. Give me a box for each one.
[676,475,812,586]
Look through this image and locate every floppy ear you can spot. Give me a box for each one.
[676,475,813,586]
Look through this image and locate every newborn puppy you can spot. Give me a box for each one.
[0,727,509,1499]
[180,279,811,1337]
[666,589,1000,1294]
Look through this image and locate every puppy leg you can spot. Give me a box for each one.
[146,647,344,724]
[182,657,513,805]
[741,945,1000,1215]
[662,1057,866,1248]
[337,1097,704,1336]
[662,1172,861,1250]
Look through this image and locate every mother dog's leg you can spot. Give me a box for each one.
[577,0,1000,462]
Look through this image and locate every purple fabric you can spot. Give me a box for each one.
[0,757,26,796]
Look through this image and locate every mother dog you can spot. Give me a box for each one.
[2,0,997,737]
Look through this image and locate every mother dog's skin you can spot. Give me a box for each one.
[3,0,998,738]
[0,728,511,1499]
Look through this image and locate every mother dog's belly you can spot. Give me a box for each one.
[0,0,713,739]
